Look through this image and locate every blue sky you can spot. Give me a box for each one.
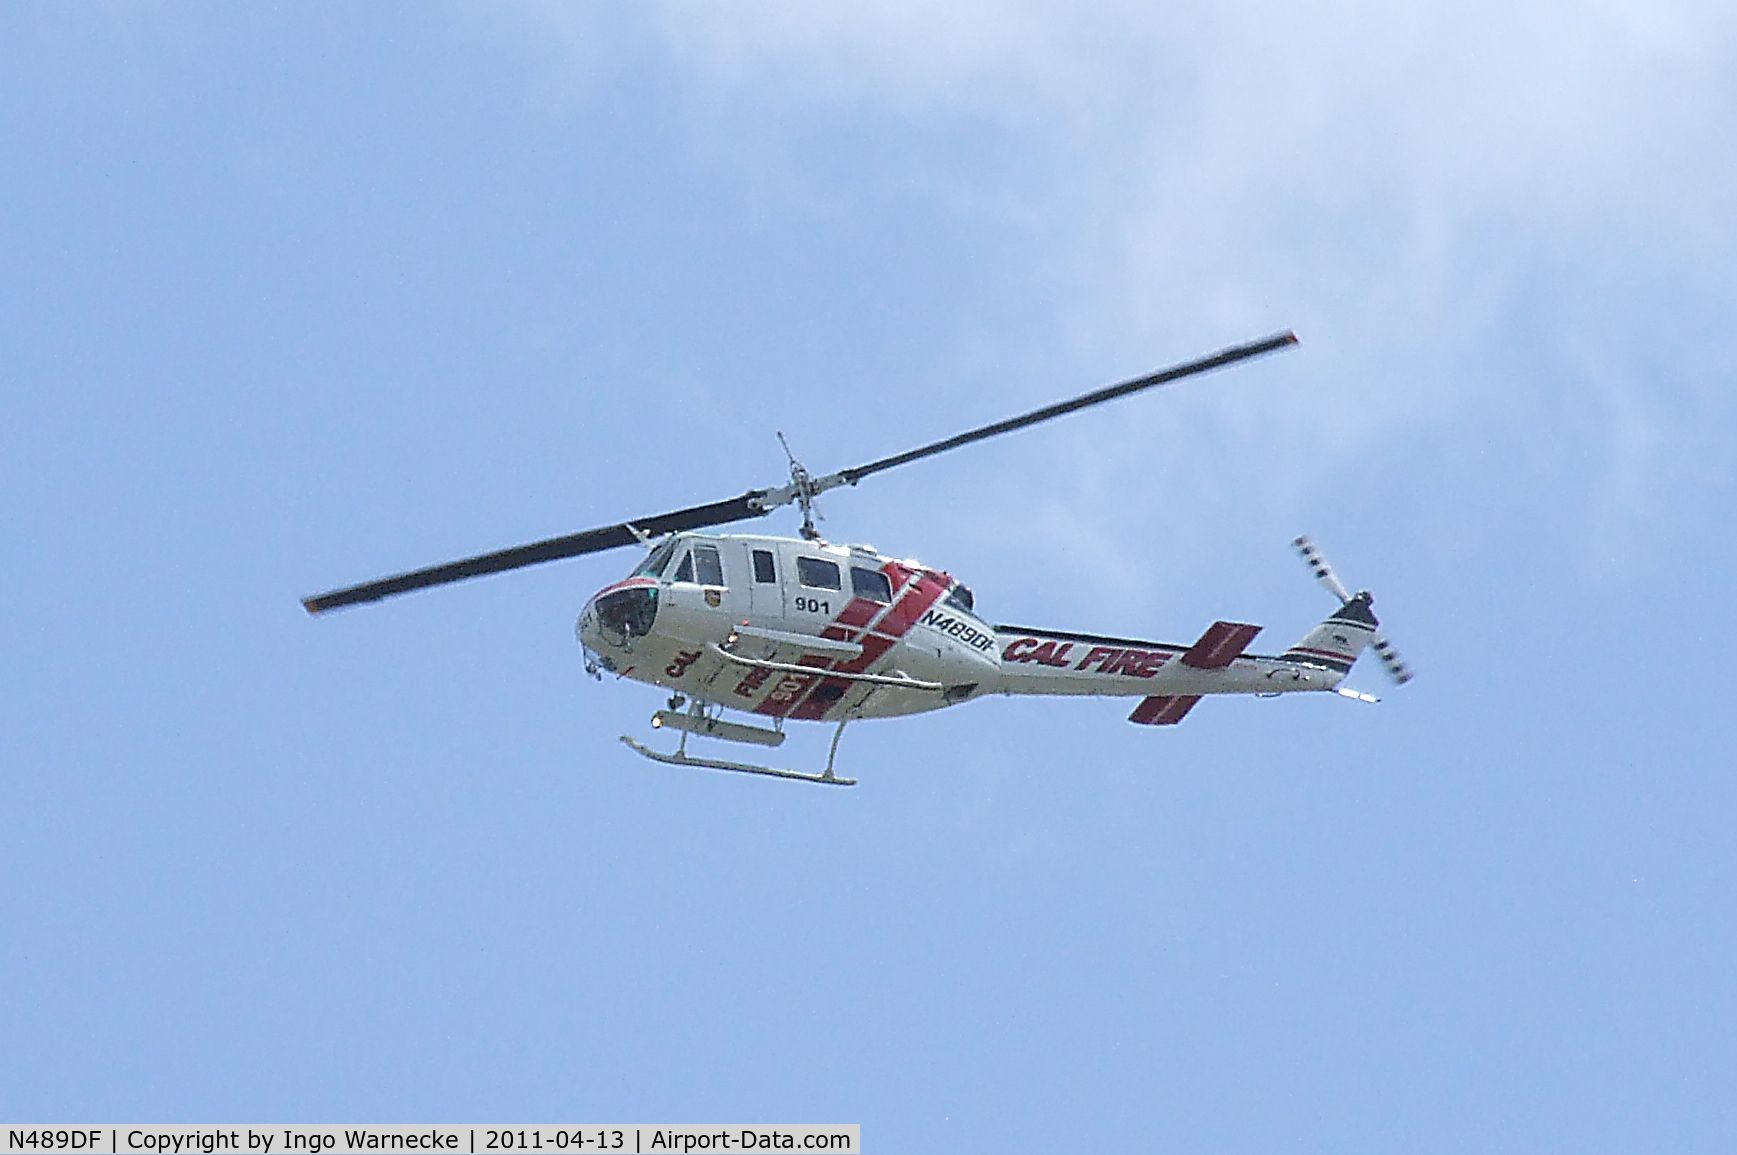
[4,4,1735,1150]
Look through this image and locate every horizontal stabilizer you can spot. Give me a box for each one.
[1129,694,1201,726]
[1180,621,1261,669]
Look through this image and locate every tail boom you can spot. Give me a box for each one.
[988,540,1399,727]
[994,620,1360,702]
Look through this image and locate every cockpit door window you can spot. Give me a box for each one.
[693,544,724,586]
[671,550,695,584]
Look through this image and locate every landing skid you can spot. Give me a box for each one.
[619,719,857,787]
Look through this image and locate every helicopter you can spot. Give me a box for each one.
[303,331,1411,786]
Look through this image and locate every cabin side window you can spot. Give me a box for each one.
[796,556,842,590]
[752,549,777,584]
[850,566,893,603]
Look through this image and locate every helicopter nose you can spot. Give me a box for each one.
[576,593,602,648]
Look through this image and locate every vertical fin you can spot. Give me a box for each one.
[1282,593,1378,674]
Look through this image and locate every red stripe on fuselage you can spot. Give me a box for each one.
[835,597,881,630]
[593,576,659,598]
[751,570,917,720]
[750,652,832,719]
[786,563,950,721]
[872,573,947,637]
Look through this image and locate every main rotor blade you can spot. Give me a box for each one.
[836,331,1297,485]
[301,491,771,614]
[306,331,1296,615]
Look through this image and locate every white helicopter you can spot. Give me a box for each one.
[304,331,1411,786]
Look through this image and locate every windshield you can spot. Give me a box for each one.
[634,538,678,578]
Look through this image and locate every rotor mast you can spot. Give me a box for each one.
[773,432,825,541]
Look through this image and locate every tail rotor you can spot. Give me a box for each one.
[1292,535,1414,686]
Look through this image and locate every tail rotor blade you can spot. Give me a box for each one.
[1292,534,1353,603]
[1371,632,1414,685]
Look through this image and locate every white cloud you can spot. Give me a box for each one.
[535,1,1737,592]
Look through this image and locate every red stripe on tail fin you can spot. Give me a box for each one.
[1180,621,1261,669]
[1129,694,1201,726]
